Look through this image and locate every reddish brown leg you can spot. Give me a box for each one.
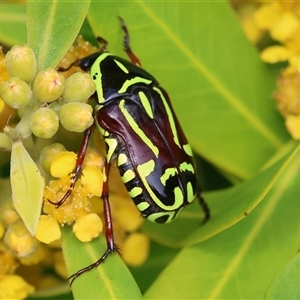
[48,126,93,207]
[68,161,117,286]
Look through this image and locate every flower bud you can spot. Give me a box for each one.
[62,72,96,102]
[5,45,37,83]
[4,219,39,257]
[33,68,65,103]
[0,77,31,109]
[31,107,59,138]
[59,102,93,132]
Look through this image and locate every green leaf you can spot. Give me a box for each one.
[86,1,289,180]
[265,253,300,299]
[61,226,143,300]
[129,241,179,294]
[142,141,300,248]
[0,3,26,45]
[27,1,91,71]
[10,139,44,235]
[144,149,300,299]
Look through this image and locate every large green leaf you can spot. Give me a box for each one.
[27,1,90,71]
[61,226,143,300]
[142,141,300,247]
[144,150,300,299]
[86,0,289,180]
[265,253,300,299]
[0,4,26,45]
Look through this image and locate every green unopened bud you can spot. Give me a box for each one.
[40,143,66,172]
[62,72,96,102]
[59,102,93,132]
[0,77,31,109]
[33,68,65,103]
[5,45,37,83]
[31,107,59,138]
[4,219,39,257]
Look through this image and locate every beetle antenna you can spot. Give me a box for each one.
[118,16,141,66]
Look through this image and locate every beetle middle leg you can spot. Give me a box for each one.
[68,161,118,286]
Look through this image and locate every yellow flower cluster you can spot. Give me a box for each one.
[39,146,105,242]
[39,141,149,265]
[241,2,300,139]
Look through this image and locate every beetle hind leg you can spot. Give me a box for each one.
[197,191,210,224]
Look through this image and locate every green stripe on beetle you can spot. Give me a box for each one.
[119,99,159,157]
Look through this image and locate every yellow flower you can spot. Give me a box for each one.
[53,251,68,279]
[35,215,61,244]
[260,45,290,63]
[0,223,4,239]
[270,11,299,42]
[285,115,300,140]
[274,70,300,117]
[41,144,106,246]
[50,151,77,178]
[0,47,9,83]
[253,3,281,31]
[249,1,300,140]
[112,196,144,232]
[82,147,105,169]
[43,176,91,224]
[236,2,264,44]
[81,165,103,197]
[121,233,150,267]
[19,245,45,266]
[40,143,66,173]
[0,243,18,276]
[0,274,34,300]
[0,99,4,115]
[57,35,98,78]
[73,213,103,242]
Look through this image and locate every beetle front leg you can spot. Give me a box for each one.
[48,125,93,208]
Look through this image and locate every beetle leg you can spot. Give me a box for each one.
[197,190,210,224]
[96,36,109,52]
[48,125,93,208]
[68,161,118,286]
[118,16,141,67]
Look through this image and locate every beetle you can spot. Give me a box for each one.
[53,17,210,284]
